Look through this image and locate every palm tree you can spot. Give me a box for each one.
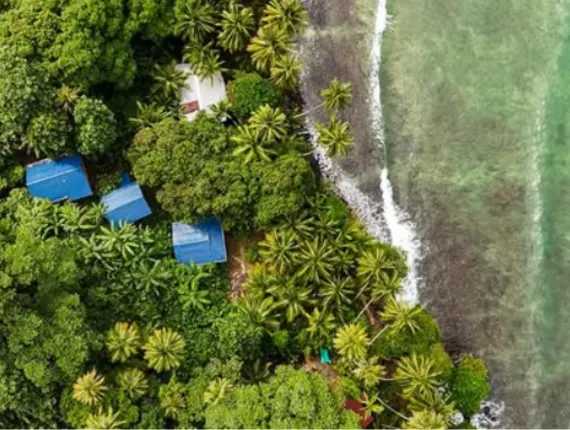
[354,272,403,323]
[106,322,141,363]
[159,379,186,418]
[406,410,447,429]
[408,390,456,423]
[57,85,81,113]
[204,378,233,405]
[231,125,276,163]
[143,328,186,372]
[353,356,387,388]
[129,102,172,130]
[355,245,396,298]
[209,100,233,122]
[296,238,339,284]
[247,26,292,73]
[238,295,281,331]
[319,276,355,321]
[320,78,353,112]
[175,0,216,43]
[73,370,107,406]
[259,230,299,274]
[243,264,275,298]
[262,0,308,36]
[183,42,226,82]
[177,270,211,311]
[268,278,315,322]
[218,3,255,53]
[333,324,369,363]
[305,308,336,343]
[316,116,355,157]
[118,368,148,399]
[379,297,423,334]
[85,407,125,429]
[249,105,288,144]
[360,392,385,421]
[394,354,442,399]
[280,211,315,239]
[270,54,302,90]
[150,63,189,104]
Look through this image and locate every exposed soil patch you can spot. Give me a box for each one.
[225,231,265,300]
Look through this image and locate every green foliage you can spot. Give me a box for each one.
[449,355,490,417]
[72,370,107,406]
[143,328,186,373]
[333,324,370,363]
[22,111,69,157]
[105,322,141,363]
[229,73,283,119]
[95,172,122,195]
[73,97,117,156]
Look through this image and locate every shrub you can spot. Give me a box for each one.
[229,73,283,119]
[429,343,454,382]
[374,310,441,359]
[95,172,122,195]
[449,355,490,417]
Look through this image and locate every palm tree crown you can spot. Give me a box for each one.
[262,0,308,36]
[204,378,233,405]
[380,297,423,334]
[175,0,217,43]
[129,102,173,130]
[270,53,302,90]
[249,105,288,144]
[268,278,315,322]
[150,63,189,104]
[320,78,353,112]
[106,321,141,363]
[259,230,299,274]
[231,125,276,163]
[85,407,125,429]
[143,328,186,372]
[333,324,369,363]
[118,368,148,399]
[394,354,442,398]
[73,369,107,406]
[353,356,387,387]
[406,410,447,430]
[316,116,355,157]
[218,3,255,53]
[247,26,291,73]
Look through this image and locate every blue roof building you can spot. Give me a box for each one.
[26,154,93,202]
[173,219,227,265]
[101,182,151,224]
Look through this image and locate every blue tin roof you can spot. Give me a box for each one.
[173,219,227,265]
[101,182,151,224]
[25,154,93,202]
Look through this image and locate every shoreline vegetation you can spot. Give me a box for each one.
[0,0,488,429]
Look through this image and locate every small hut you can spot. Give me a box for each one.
[25,154,93,202]
[172,219,227,265]
[176,64,227,121]
[101,181,151,224]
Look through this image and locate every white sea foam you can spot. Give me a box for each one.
[372,0,423,304]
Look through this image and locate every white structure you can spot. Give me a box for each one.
[176,64,227,121]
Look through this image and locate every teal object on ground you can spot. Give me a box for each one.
[320,348,330,364]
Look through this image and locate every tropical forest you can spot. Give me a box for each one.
[0,0,491,429]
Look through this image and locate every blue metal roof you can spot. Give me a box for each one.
[101,182,151,224]
[172,219,227,265]
[25,154,93,202]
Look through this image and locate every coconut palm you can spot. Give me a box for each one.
[360,392,385,420]
[355,272,403,323]
[247,26,292,73]
[118,368,148,399]
[408,390,456,423]
[238,295,281,331]
[183,42,226,82]
[85,407,125,429]
[355,245,396,298]
[150,63,189,104]
[159,379,186,418]
[305,307,336,342]
[320,78,353,113]
[177,270,211,312]
[316,116,355,157]
[380,297,423,334]
[129,102,173,130]
[249,105,288,144]
[73,370,107,406]
[333,324,369,363]
[296,238,339,284]
[209,100,233,122]
[218,3,255,53]
[143,328,185,372]
[268,278,315,322]
[175,0,216,43]
[204,378,233,405]
[106,322,141,363]
[319,276,355,320]
[231,125,276,163]
[243,264,275,298]
[280,211,315,239]
[57,85,81,113]
[262,0,308,36]
[270,54,302,90]
[353,356,387,388]
[259,230,299,274]
[394,354,442,399]
[406,410,447,430]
